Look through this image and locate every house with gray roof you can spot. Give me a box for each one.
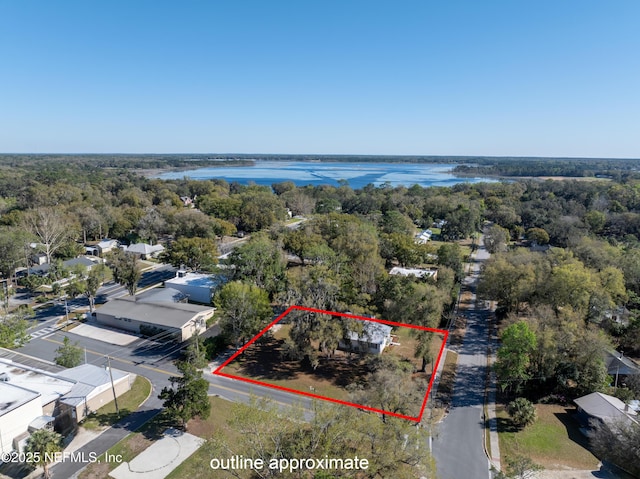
[338,321,393,355]
[96,296,214,341]
[574,392,638,431]
[605,350,640,378]
[125,242,165,259]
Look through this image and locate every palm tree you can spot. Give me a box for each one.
[25,429,62,479]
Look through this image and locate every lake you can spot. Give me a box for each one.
[154,160,497,189]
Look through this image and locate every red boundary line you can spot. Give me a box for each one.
[213,305,449,422]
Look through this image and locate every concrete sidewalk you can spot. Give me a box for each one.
[109,428,205,479]
[70,322,139,345]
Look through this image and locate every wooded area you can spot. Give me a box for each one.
[2,155,640,475]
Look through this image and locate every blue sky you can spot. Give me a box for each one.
[1,1,639,157]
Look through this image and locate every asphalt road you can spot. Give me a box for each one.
[433,240,491,479]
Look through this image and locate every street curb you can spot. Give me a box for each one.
[137,375,154,408]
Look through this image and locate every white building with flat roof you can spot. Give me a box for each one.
[0,382,43,454]
[0,360,75,415]
[0,360,132,449]
[164,270,223,304]
[389,267,438,280]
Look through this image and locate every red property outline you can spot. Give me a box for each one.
[213,305,449,422]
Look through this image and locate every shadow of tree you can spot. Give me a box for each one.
[496,415,520,433]
[229,336,372,389]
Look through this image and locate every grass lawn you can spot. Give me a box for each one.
[79,397,237,479]
[497,403,599,470]
[81,376,152,431]
[435,350,458,407]
[165,397,242,479]
[79,408,176,479]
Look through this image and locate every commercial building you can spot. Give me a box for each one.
[0,360,131,454]
[96,297,214,341]
[164,270,223,304]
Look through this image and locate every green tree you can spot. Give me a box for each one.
[238,189,287,232]
[215,281,272,349]
[83,264,109,313]
[24,429,63,479]
[436,243,464,281]
[161,236,218,272]
[544,260,597,313]
[158,359,211,431]
[478,251,537,312]
[183,335,208,369]
[584,210,606,234]
[0,227,32,279]
[54,335,83,368]
[65,279,85,299]
[507,397,537,428]
[107,250,141,296]
[0,306,31,349]
[483,224,510,254]
[525,227,549,245]
[228,233,286,298]
[495,455,543,479]
[227,397,434,478]
[283,227,325,264]
[495,321,537,394]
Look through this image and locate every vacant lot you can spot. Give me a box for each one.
[221,319,443,404]
[497,403,599,470]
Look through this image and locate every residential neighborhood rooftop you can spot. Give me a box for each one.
[136,287,187,304]
[574,392,638,423]
[604,350,640,376]
[345,321,393,345]
[389,267,438,279]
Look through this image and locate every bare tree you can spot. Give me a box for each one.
[23,207,73,263]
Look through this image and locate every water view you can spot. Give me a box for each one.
[155,161,497,189]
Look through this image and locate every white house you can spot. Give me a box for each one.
[338,321,393,355]
[389,266,438,281]
[125,243,165,259]
[415,229,433,244]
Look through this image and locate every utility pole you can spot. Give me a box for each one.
[107,356,120,415]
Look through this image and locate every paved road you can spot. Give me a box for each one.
[433,240,491,479]
[26,264,177,339]
[14,259,313,477]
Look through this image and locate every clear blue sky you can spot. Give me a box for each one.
[1,1,639,157]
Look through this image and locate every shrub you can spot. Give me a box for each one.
[507,397,537,428]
